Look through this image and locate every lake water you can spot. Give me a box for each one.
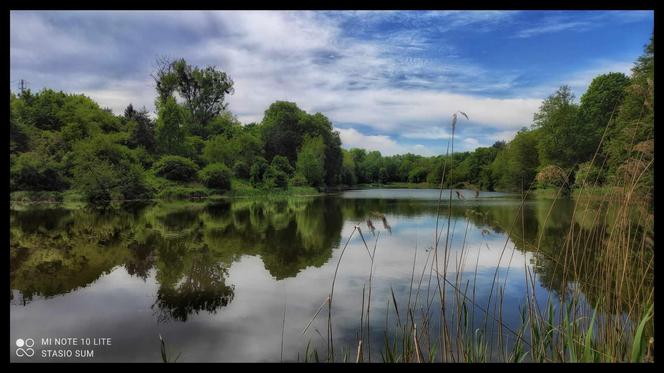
[9,188,635,362]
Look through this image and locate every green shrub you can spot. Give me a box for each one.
[271,155,295,177]
[290,174,309,187]
[574,161,606,187]
[233,160,250,179]
[262,166,288,189]
[157,186,211,199]
[250,157,269,186]
[198,163,232,190]
[71,135,153,202]
[11,152,69,192]
[153,155,199,182]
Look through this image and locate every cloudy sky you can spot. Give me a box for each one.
[10,10,654,156]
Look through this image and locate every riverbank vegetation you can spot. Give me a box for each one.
[9,36,653,205]
[298,36,653,363]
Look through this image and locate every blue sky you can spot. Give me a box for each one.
[10,11,653,156]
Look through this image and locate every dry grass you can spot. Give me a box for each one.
[301,110,653,363]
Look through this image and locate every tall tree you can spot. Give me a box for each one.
[125,104,157,153]
[152,57,234,135]
[603,35,654,199]
[533,86,582,169]
[578,72,630,161]
[155,97,187,155]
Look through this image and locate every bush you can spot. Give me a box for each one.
[290,174,309,187]
[199,163,232,190]
[157,186,212,199]
[250,157,269,186]
[262,166,288,189]
[233,160,250,179]
[11,152,69,192]
[153,155,199,182]
[574,161,606,187]
[271,155,295,177]
[71,135,153,202]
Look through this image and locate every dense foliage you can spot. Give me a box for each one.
[9,38,653,202]
[198,163,232,190]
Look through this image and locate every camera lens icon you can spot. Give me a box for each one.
[15,338,35,357]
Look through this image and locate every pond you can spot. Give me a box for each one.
[9,189,649,362]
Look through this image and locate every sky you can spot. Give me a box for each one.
[10,10,654,156]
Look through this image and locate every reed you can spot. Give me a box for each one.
[308,110,653,363]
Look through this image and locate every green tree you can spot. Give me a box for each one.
[155,97,187,155]
[490,129,540,191]
[578,72,630,160]
[296,135,326,187]
[340,149,357,186]
[249,157,269,186]
[153,57,234,132]
[125,104,157,153]
[260,102,342,185]
[203,132,263,167]
[533,86,582,169]
[604,35,654,182]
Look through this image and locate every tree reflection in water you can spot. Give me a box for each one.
[10,194,651,323]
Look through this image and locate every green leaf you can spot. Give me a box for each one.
[631,304,654,363]
[582,307,597,362]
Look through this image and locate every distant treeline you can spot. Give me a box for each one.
[9,36,653,202]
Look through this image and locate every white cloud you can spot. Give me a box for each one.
[13,11,646,156]
[336,127,440,156]
[402,127,450,140]
[521,59,635,99]
[462,137,480,148]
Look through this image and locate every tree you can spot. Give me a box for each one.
[489,129,540,191]
[260,102,342,185]
[261,101,307,164]
[578,73,630,160]
[361,151,383,183]
[155,97,187,155]
[533,86,582,169]
[126,105,157,153]
[340,149,357,186]
[203,131,263,167]
[153,57,234,131]
[296,135,326,187]
[604,35,654,181]
[250,157,269,186]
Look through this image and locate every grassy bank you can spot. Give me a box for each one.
[10,179,322,206]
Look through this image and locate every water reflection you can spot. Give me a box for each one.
[9,190,651,361]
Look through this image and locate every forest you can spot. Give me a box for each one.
[9,36,653,204]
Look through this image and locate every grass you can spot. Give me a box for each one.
[300,111,653,363]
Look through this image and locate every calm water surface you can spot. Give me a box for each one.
[10,189,610,362]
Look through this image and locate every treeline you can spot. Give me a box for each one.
[341,35,653,198]
[9,58,346,202]
[9,36,653,202]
